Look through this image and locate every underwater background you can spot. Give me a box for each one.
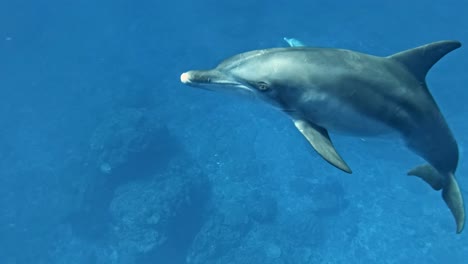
[1,0,468,263]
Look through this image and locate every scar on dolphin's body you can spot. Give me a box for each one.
[181,38,465,233]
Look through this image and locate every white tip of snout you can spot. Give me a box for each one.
[180,72,190,83]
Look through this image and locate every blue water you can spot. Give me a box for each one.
[1,0,468,263]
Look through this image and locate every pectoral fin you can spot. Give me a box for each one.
[294,119,352,173]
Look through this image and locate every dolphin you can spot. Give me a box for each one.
[283,37,306,47]
[180,40,465,233]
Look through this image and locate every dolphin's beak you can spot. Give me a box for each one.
[180,70,240,89]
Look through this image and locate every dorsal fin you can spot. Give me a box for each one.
[388,40,461,81]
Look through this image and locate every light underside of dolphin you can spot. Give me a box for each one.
[180,39,465,233]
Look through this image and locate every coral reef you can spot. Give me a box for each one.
[109,159,210,263]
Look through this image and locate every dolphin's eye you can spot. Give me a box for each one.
[257,81,269,91]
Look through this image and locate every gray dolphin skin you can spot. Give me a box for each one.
[180,40,465,233]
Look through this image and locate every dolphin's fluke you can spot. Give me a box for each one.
[294,119,352,174]
[408,164,465,233]
[388,40,461,81]
[408,164,443,190]
[442,174,465,233]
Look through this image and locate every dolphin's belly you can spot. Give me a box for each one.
[299,95,397,137]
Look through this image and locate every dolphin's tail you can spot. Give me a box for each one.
[442,174,465,233]
[408,164,465,233]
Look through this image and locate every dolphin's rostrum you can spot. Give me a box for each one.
[180,40,465,233]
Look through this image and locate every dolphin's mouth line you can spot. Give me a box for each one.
[180,71,255,94]
[195,84,247,93]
